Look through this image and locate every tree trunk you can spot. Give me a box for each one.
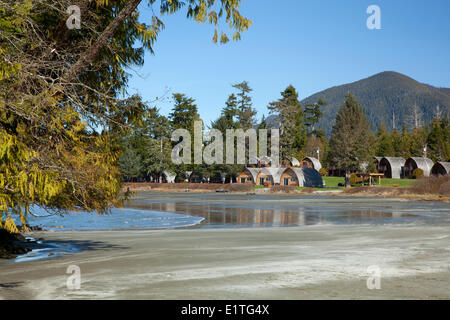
[345,171,351,188]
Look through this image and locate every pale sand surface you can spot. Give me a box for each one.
[1,224,450,300]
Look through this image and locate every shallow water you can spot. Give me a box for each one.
[22,193,450,231]
[127,192,450,228]
[12,192,450,263]
[24,207,204,232]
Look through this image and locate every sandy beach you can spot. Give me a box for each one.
[1,222,450,300]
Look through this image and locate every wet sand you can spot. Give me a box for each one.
[1,223,450,299]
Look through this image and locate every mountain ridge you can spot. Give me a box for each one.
[290,71,450,136]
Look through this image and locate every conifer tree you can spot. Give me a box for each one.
[268,85,306,160]
[328,93,374,180]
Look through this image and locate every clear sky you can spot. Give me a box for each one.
[126,0,450,126]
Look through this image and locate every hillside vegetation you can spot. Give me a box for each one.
[300,71,450,136]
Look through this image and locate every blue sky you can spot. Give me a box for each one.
[126,0,450,126]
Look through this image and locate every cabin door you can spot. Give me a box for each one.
[283,178,289,186]
[259,177,265,185]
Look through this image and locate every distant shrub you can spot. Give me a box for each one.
[439,181,450,195]
[319,168,328,176]
[270,185,297,193]
[413,175,450,195]
[412,168,424,179]
[350,173,358,185]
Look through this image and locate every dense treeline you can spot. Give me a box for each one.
[118,87,450,183]
[118,82,328,182]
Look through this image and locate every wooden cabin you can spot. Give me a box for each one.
[300,157,322,170]
[280,168,299,186]
[238,168,259,184]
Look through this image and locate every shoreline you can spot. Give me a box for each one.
[124,183,450,203]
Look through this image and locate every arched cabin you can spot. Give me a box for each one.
[280,168,324,187]
[404,157,434,178]
[300,157,322,170]
[238,168,260,184]
[256,167,285,186]
[379,157,405,179]
[431,162,450,176]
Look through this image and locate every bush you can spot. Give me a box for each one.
[413,175,450,195]
[412,168,424,179]
[350,173,358,185]
[270,185,298,193]
[319,168,327,176]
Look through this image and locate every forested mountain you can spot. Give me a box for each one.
[297,71,450,136]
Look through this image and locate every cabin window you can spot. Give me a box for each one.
[291,178,296,182]
[266,177,271,182]
[240,178,246,183]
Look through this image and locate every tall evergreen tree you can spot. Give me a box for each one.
[268,85,306,160]
[396,124,411,159]
[304,98,326,135]
[169,94,201,130]
[375,122,394,156]
[232,81,257,129]
[328,93,374,181]
[427,116,450,161]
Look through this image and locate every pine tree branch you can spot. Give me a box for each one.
[63,0,143,83]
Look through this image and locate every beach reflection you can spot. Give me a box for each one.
[126,201,419,228]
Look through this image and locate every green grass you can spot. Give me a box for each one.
[322,176,414,189]
[375,178,414,188]
[322,176,345,188]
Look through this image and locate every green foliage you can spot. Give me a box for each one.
[328,93,374,173]
[427,117,450,162]
[349,173,358,185]
[304,98,326,134]
[268,85,306,159]
[300,71,450,137]
[375,122,394,156]
[319,168,327,176]
[169,93,200,131]
[232,81,257,130]
[0,0,252,231]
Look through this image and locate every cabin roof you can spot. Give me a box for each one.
[302,157,322,170]
[283,168,324,188]
[406,157,434,176]
[432,162,450,174]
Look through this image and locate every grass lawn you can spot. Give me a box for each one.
[375,178,414,188]
[323,176,415,189]
[252,177,415,190]
[323,176,345,188]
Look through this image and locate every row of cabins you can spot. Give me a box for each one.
[374,157,450,179]
[238,157,324,188]
[159,156,450,185]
